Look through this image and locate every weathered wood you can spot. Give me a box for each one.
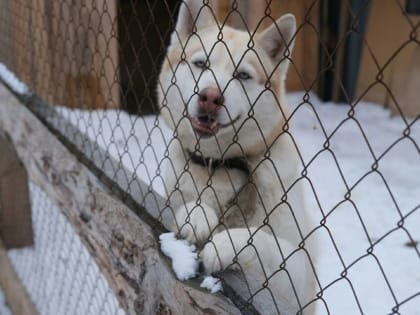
[24,93,170,228]
[356,0,420,117]
[0,239,40,315]
[0,132,33,249]
[3,0,119,109]
[0,84,241,314]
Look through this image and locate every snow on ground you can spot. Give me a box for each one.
[0,289,12,315]
[0,63,29,95]
[200,276,223,293]
[56,92,419,314]
[286,94,420,314]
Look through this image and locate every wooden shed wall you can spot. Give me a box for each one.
[1,0,418,117]
[0,0,119,109]
[356,0,420,117]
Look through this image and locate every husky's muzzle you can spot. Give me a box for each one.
[189,87,241,137]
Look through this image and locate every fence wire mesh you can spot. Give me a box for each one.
[0,0,419,314]
[8,182,125,315]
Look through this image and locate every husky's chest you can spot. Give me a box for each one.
[172,158,255,227]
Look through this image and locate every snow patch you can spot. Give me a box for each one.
[0,63,29,95]
[0,289,12,315]
[159,233,199,281]
[200,276,223,293]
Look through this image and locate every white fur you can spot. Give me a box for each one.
[158,1,318,313]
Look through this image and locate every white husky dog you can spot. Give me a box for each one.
[158,1,318,313]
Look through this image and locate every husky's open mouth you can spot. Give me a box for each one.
[190,114,241,137]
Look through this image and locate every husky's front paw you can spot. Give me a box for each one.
[200,228,257,273]
[175,202,218,243]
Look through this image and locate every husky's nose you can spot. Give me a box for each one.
[198,87,224,113]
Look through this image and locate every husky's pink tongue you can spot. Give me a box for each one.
[191,116,220,137]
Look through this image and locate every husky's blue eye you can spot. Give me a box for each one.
[193,60,207,69]
[236,71,251,80]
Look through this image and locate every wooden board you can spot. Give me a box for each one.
[0,133,33,249]
[356,0,420,117]
[4,0,119,109]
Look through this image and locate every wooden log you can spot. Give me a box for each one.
[0,84,241,314]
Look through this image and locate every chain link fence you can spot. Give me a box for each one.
[8,182,125,315]
[0,0,419,314]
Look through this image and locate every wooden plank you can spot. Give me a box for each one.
[87,0,119,109]
[7,0,119,109]
[32,0,53,105]
[0,239,40,315]
[0,133,33,249]
[279,0,320,92]
[389,44,420,117]
[0,1,15,69]
[356,0,420,116]
[9,1,30,86]
[48,0,119,109]
[7,0,52,101]
[0,84,241,315]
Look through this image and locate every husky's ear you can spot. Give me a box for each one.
[258,14,296,65]
[171,0,218,45]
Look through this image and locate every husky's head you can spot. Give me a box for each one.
[158,0,296,158]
